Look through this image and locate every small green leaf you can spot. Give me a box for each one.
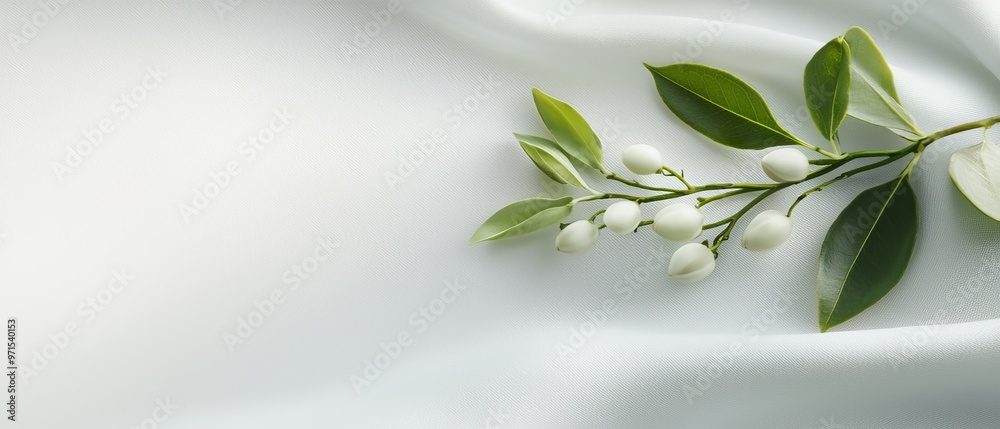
[949,138,1000,221]
[531,88,605,172]
[818,176,919,332]
[469,197,574,244]
[645,63,803,150]
[515,133,591,190]
[842,26,921,136]
[804,37,852,143]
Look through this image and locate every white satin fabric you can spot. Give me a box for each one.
[2,0,1000,428]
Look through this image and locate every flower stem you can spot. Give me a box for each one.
[707,187,783,252]
[605,173,685,193]
[660,165,694,189]
[919,115,1000,145]
[797,138,843,159]
[696,188,763,208]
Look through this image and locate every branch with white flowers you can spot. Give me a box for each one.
[470,25,1000,332]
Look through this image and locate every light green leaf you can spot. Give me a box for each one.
[469,197,574,244]
[949,138,1000,221]
[818,177,919,332]
[515,133,590,190]
[531,88,605,172]
[804,37,852,143]
[845,27,901,101]
[843,26,921,136]
[644,63,803,150]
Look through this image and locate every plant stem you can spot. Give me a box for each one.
[787,147,916,216]
[797,139,843,159]
[830,134,842,157]
[919,115,1000,145]
[605,173,685,193]
[595,220,652,231]
[660,165,694,189]
[706,187,783,252]
[696,188,763,208]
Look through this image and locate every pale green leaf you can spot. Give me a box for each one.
[949,138,1000,221]
[843,26,921,136]
[532,88,605,172]
[515,133,590,190]
[469,197,574,244]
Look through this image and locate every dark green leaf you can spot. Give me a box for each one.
[469,197,574,244]
[645,63,804,150]
[817,176,919,332]
[804,38,852,142]
[515,133,590,190]
[843,27,921,136]
[532,88,605,172]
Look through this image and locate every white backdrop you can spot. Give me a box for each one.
[2,0,1000,428]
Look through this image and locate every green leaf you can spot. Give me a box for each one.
[644,63,803,150]
[531,88,605,172]
[515,133,590,190]
[804,37,852,143]
[844,27,900,101]
[949,138,1000,221]
[469,197,574,244]
[842,26,921,136]
[817,176,919,332]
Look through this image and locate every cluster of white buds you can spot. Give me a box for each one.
[556,145,799,282]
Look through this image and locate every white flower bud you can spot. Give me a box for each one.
[555,220,599,254]
[761,148,809,182]
[742,210,792,252]
[621,144,663,175]
[653,203,704,241]
[668,243,716,282]
[604,201,641,234]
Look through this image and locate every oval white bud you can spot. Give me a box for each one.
[761,148,809,182]
[668,243,716,282]
[621,144,663,175]
[604,201,641,234]
[742,210,792,252]
[653,203,704,241]
[555,220,599,254]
